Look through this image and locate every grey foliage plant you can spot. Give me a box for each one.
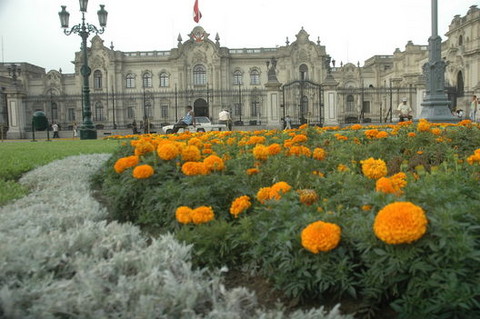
[0,154,350,319]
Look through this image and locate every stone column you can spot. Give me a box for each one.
[264,82,282,129]
[323,74,339,126]
[6,91,27,139]
[419,0,455,122]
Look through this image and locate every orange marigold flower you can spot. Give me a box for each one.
[203,155,225,172]
[297,189,319,206]
[301,221,341,253]
[431,128,442,136]
[365,129,380,139]
[157,143,180,161]
[271,181,292,195]
[114,155,139,173]
[267,143,282,155]
[256,187,272,204]
[407,132,416,137]
[181,161,209,176]
[373,202,428,244]
[299,124,308,129]
[132,164,154,179]
[188,137,203,148]
[312,148,326,160]
[467,149,480,165]
[288,145,311,157]
[134,142,155,156]
[175,206,193,224]
[361,205,373,211]
[229,195,252,218]
[312,170,325,177]
[246,136,266,145]
[361,157,388,180]
[417,119,432,132]
[246,168,260,175]
[181,145,202,162]
[375,131,389,139]
[191,206,215,224]
[292,134,308,144]
[253,144,269,161]
[334,133,348,141]
[350,124,362,130]
[337,164,349,172]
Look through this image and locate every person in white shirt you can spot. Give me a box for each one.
[397,98,413,122]
[219,109,232,130]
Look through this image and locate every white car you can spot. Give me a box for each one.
[162,116,227,134]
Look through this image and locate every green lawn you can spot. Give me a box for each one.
[0,139,120,205]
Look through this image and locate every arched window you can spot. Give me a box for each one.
[94,101,105,121]
[126,73,135,88]
[233,70,243,85]
[457,71,464,97]
[299,64,309,80]
[142,73,152,88]
[160,72,169,87]
[94,70,102,89]
[193,65,207,86]
[250,69,260,85]
[346,95,355,113]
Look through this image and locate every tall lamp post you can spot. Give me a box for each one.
[58,1,108,139]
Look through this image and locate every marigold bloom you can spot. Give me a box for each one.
[157,143,180,161]
[114,156,139,173]
[256,187,272,204]
[365,129,380,139]
[267,143,282,155]
[181,161,209,176]
[361,157,388,180]
[246,136,266,145]
[417,119,432,132]
[431,128,442,136]
[188,137,204,148]
[361,205,373,211]
[230,195,252,218]
[350,124,362,130]
[134,142,155,156]
[292,134,308,144]
[176,206,193,224]
[312,148,326,161]
[312,170,325,177]
[181,145,202,162]
[301,221,341,253]
[271,181,292,196]
[334,134,348,141]
[407,132,416,137]
[337,164,349,172]
[288,145,312,157]
[299,124,308,129]
[246,168,260,175]
[253,144,269,161]
[132,164,154,179]
[467,149,480,165]
[191,206,215,224]
[374,202,428,245]
[297,189,319,206]
[203,155,225,171]
[375,131,389,139]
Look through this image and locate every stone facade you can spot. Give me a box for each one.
[1,5,479,138]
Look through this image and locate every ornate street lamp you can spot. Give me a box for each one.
[58,1,108,139]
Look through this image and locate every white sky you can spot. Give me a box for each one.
[0,0,477,74]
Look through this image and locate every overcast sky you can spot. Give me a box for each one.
[0,0,477,74]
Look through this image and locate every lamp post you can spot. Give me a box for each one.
[58,1,108,139]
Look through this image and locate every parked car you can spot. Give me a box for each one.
[162,117,227,134]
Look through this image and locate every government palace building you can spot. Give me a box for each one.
[1,5,479,138]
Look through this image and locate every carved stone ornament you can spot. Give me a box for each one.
[189,26,210,43]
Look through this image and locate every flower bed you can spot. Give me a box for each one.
[99,120,480,318]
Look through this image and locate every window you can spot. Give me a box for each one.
[160,72,169,87]
[161,105,168,119]
[126,73,135,88]
[193,65,207,86]
[362,101,371,114]
[234,103,242,117]
[127,106,135,119]
[94,101,105,121]
[459,35,463,46]
[142,73,152,88]
[250,69,260,85]
[94,70,102,89]
[68,108,76,121]
[233,70,243,85]
[251,99,260,117]
[346,95,355,113]
[299,64,308,80]
[51,102,58,120]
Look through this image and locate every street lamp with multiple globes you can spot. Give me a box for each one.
[58,0,108,139]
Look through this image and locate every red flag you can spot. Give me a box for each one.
[193,0,202,23]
